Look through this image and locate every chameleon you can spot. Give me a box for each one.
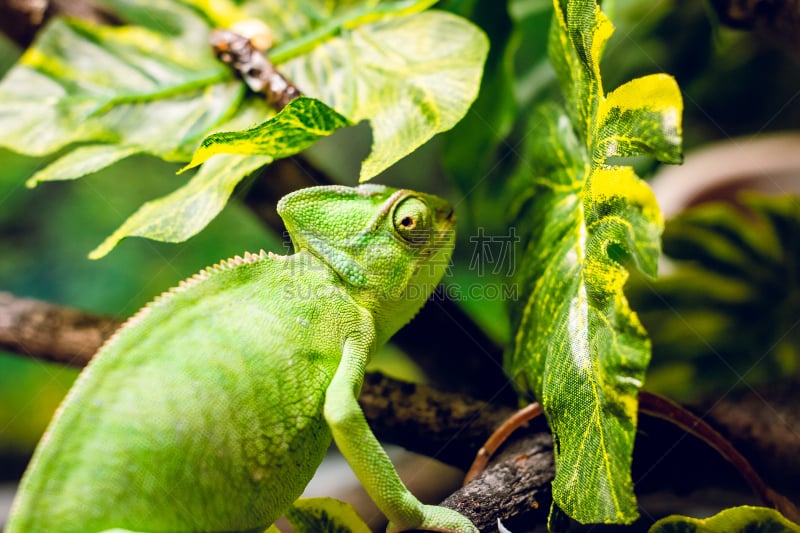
[6,184,477,533]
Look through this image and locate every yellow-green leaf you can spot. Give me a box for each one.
[596,74,682,164]
[285,497,370,533]
[87,96,277,257]
[182,97,350,171]
[27,145,140,187]
[187,3,488,182]
[649,506,800,533]
[506,0,682,524]
[507,105,660,524]
[547,0,611,142]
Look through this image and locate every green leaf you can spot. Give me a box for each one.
[505,0,682,524]
[182,97,351,171]
[278,9,488,181]
[89,153,270,259]
[27,145,141,187]
[630,194,800,401]
[86,95,278,257]
[285,497,370,533]
[649,506,800,533]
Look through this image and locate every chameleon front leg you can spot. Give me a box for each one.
[324,338,478,533]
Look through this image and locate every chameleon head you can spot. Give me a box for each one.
[278,184,456,344]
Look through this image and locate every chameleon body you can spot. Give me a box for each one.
[6,184,476,533]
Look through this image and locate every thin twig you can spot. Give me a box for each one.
[464,401,543,483]
[639,391,800,523]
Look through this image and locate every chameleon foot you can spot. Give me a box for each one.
[387,504,478,533]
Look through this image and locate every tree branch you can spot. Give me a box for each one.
[359,372,518,472]
[0,291,549,527]
[441,432,553,531]
[0,292,121,367]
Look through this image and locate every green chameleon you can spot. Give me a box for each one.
[6,184,477,533]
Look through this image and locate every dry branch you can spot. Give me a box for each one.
[0,292,121,367]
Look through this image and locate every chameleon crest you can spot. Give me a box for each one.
[7,185,474,533]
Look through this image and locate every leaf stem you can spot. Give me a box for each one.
[93,71,234,114]
[464,402,544,484]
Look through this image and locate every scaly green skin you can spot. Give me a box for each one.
[6,184,476,533]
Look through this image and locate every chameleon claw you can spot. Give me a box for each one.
[386,504,478,533]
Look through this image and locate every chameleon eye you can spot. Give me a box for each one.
[393,197,431,243]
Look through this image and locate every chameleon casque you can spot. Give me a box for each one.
[6,184,477,533]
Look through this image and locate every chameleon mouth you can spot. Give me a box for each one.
[441,208,456,231]
[435,211,456,247]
